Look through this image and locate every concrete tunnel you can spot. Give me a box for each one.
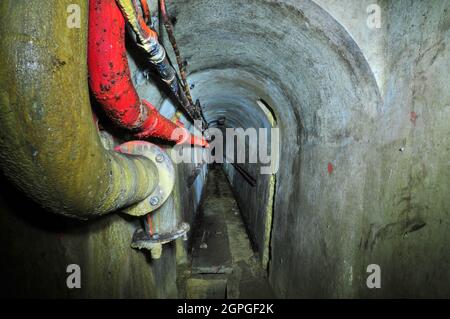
[0,0,449,299]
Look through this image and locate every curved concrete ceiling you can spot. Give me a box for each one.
[165,0,381,146]
[154,0,384,265]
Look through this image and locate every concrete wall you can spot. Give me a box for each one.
[271,0,450,297]
[353,0,450,298]
[269,0,450,298]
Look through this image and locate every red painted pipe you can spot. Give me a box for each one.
[88,0,207,146]
[137,100,208,146]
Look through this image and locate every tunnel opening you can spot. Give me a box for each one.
[158,0,381,297]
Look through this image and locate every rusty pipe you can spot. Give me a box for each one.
[0,0,159,219]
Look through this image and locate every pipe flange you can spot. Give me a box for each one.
[116,141,175,216]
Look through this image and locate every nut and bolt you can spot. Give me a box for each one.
[155,154,164,163]
[149,196,160,206]
[152,233,160,240]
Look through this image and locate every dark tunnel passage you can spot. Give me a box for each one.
[0,0,449,299]
[160,0,382,297]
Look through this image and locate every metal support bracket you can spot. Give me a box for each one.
[131,222,190,259]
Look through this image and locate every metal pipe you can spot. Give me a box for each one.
[138,0,151,23]
[88,0,206,146]
[115,0,207,129]
[159,0,194,106]
[0,0,159,219]
[231,163,257,187]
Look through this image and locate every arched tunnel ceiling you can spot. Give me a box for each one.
[190,68,276,130]
[161,0,382,147]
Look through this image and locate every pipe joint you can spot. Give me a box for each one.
[115,141,176,216]
[147,42,166,64]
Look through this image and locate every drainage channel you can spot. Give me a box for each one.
[180,166,274,299]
